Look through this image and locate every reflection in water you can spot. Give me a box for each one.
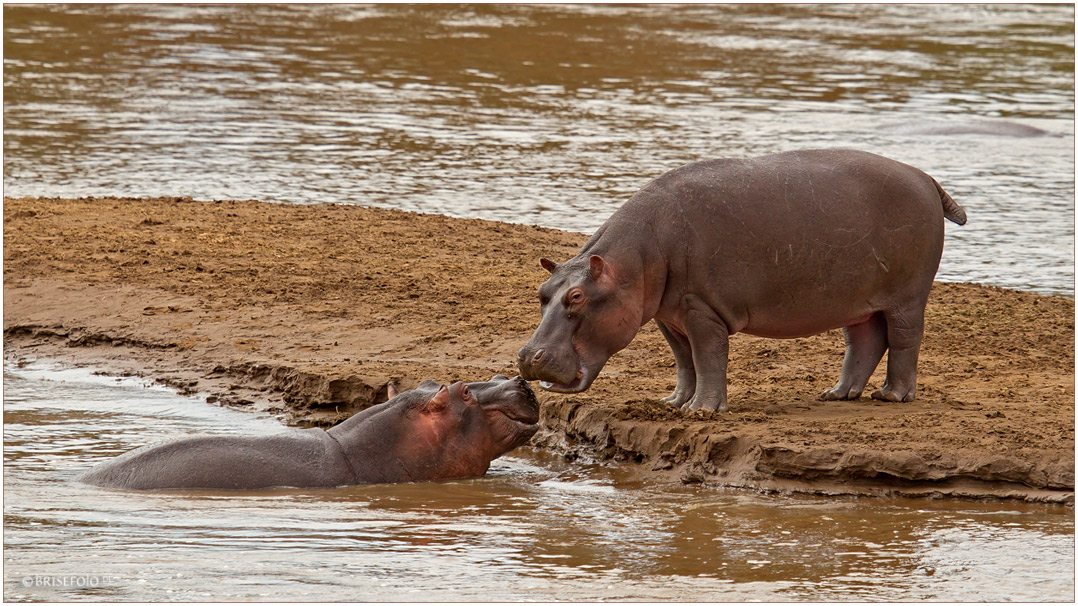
[4,360,1074,601]
[2,4,1074,294]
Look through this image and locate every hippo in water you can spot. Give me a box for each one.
[79,375,540,490]
[517,149,967,413]
[881,119,1053,138]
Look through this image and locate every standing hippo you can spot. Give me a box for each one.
[517,149,967,413]
[79,375,539,490]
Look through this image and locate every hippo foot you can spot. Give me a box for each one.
[871,386,915,403]
[819,386,864,401]
[679,393,728,413]
[661,388,695,408]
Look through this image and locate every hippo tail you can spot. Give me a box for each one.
[933,178,967,225]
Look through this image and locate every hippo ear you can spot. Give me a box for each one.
[387,383,399,399]
[540,258,557,274]
[420,385,450,414]
[588,255,605,280]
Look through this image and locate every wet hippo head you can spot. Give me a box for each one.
[379,375,541,480]
[517,254,644,393]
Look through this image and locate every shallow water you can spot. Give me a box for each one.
[3,360,1073,602]
[3,4,1074,294]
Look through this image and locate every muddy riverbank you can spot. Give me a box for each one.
[4,196,1074,503]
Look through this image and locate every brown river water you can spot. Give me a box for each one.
[3,4,1075,602]
[3,361,1074,602]
[2,4,1074,294]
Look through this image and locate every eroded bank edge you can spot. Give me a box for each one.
[4,325,1073,505]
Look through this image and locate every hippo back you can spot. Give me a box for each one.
[79,428,354,490]
[621,149,948,337]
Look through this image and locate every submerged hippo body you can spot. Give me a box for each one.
[518,149,967,412]
[79,376,539,490]
[882,119,1052,138]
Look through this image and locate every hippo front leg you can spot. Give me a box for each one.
[680,298,730,413]
[656,320,696,407]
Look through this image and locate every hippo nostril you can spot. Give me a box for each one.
[533,349,545,363]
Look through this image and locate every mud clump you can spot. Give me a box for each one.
[3,196,1074,502]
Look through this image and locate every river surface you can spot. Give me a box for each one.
[3,4,1074,295]
[3,359,1074,602]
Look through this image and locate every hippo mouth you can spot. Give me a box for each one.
[483,381,541,432]
[538,365,589,393]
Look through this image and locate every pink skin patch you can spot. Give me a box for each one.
[842,314,873,328]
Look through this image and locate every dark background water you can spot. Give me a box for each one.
[4,4,1074,293]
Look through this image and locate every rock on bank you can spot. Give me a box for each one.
[4,196,1074,502]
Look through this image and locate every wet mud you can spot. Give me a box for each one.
[4,196,1074,502]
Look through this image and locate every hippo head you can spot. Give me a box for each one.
[517,254,644,393]
[372,375,540,481]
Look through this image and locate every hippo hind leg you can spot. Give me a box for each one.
[871,305,925,403]
[656,320,696,407]
[820,312,888,401]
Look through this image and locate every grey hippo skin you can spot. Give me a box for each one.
[78,376,539,490]
[517,149,967,413]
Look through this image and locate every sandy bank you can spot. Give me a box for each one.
[4,196,1074,503]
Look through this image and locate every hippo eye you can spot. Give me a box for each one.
[462,385,472,401]
[567,290,584,305]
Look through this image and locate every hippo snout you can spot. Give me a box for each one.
[517,344,577,386]
[466,375,540,424]
[516,345,543,380]
[495,375,540,423]
[513,376,540,423]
